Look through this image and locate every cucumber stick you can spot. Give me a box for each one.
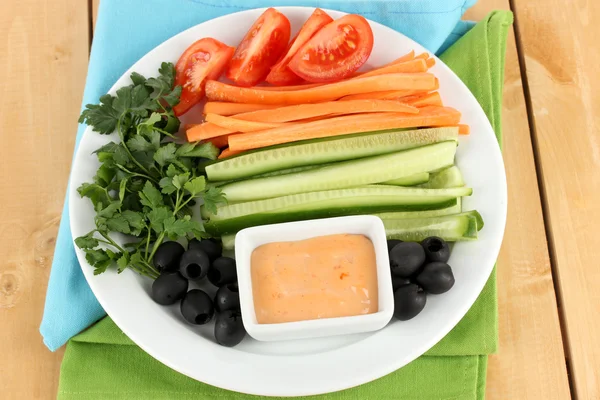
[221,234,236,251]
[422,165,465,188]
[220,204,476,249]
[220,141,457,202]
[373,197,462,219]
[205,186,472,235]
[381,172,430,186]
[384,211,481,241]
[206,127,459,181]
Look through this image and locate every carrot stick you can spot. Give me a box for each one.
[415,52,430,60]
[205,113,286,133]
[251,82,324,91]
[228,106,461,151]
[355,59,428,79]
[204,102,282,116]
[205,73,437,105]
[458,124,470,135]
[218,148,243,159]
[186,122,235,142]
[228,99,418,123]
[205,134,232,148]
[401,91,443,107]
[340,89,421,101]
[378,50,416,68]
[426,57,436,68]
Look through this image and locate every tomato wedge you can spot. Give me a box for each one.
[265,8,333,86]
[173,38,234,116]
[288,15,374,83]
[226,8,291,87]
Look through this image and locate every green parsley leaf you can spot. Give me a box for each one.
[176,142,219,160]
[147,207,171,234]
[78,183,111,208]
[74,233,99,249]
[116,253,130,273]
[202,186,227,214]
[139,181,164,209]
[172,172,190,190]
[159,176,177,194]
[153,143,177,167]
[184,176,206,195]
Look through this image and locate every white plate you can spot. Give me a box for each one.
[70,7,507,397]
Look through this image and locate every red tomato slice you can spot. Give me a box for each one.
[288,15,374,83]
[226,8,291,87]
[173,38,234,116]
[265,8,333,86]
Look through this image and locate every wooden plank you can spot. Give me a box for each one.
[0,0,90,399]
[511,0,600,398]
[92,0,99,32]
[464,2,571,399]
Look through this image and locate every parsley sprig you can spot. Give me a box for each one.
[75,62,226,279]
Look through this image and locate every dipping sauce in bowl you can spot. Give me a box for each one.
[251,234,378,324]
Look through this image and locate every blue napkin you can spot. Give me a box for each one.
[40,0,476,351]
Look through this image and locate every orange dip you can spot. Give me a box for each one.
[251,234,379,324]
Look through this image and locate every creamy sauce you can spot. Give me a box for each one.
[251,234,378,324]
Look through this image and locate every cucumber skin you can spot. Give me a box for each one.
[207,186,472,222]
[205,199,459,236]
[384,211,480,242]
[220,141,458,202]
[206,127,459,181]
[381,172,430,186]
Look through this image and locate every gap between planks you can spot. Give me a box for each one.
[508,0,575,398]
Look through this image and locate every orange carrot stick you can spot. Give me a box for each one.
[415,52,430,60]
[205,113,285,133]
[340,89,422,101]
[378,50,416,68]
[229,99,418,123]
[228,106,461,152]
[205,73,437,105]
[204,102,282,116]
[252,82,325,91]
[426,57,436,68]
[205,134,233,148]
[218,147,243,159]
[186,122,235,142]
[355,59,428,79]
[458,124,470,135]
[401,91,443,107]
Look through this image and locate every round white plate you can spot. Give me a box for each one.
[70,7,507,397]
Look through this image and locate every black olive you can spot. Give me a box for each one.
[387,239,403,253]
[208,257,237,287]
[214,283,240,312]
[391,275,412,292]
[416,262,455,294]
[393,284,427,321]
[179,249,210,281]
[421,236,450,263]
[151,272,188,305]
[389,242,425,278]
[188,238,222,262]
[153,241,185,272]
[180,289,214,325]
[214,310,246,347]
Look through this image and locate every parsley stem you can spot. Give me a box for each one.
[116,118,151,175]
[99,232,125,254]
[115,164,158,184]
[147,232,166,264]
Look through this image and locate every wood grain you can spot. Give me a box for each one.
[511,0,600,398]
[0,0,89,399]
[465,2,571,399]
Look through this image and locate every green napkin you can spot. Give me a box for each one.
[57,11,512,400]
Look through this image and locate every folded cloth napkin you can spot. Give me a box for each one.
[40,0,478,352]
[56,10,513,400]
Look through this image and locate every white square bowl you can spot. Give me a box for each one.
[234,215,394,342]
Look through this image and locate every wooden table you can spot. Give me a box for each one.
[1,0,596,398]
